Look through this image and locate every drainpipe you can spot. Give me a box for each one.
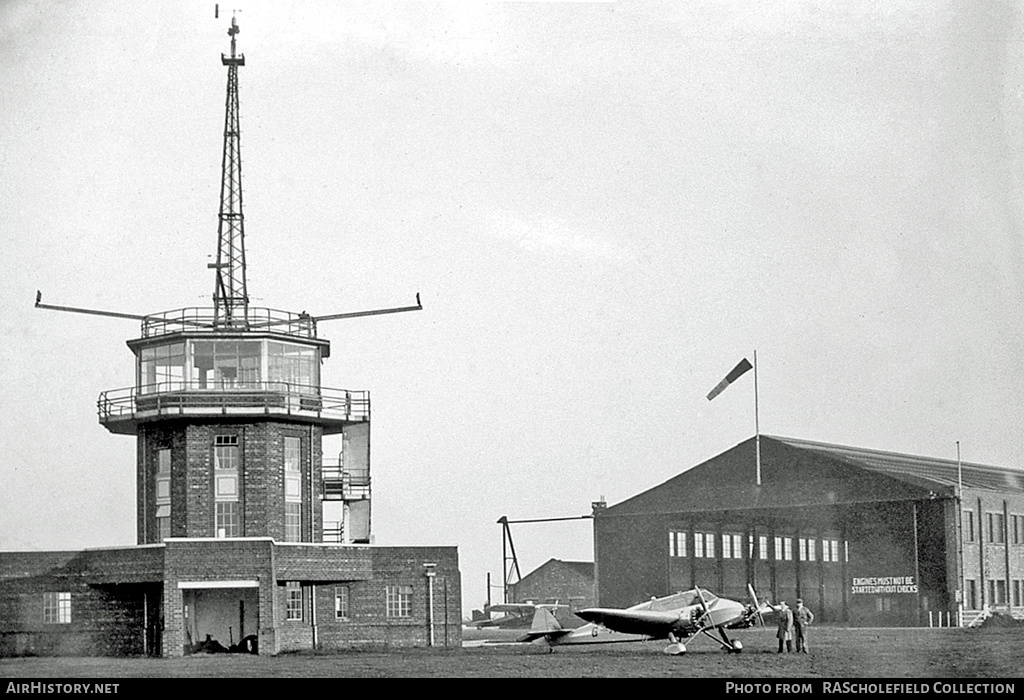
[311,583,318,650]
[424,563,437,647]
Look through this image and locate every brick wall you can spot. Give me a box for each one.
[0,548,163,657]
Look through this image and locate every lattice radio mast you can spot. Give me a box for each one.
[211,13,248,328]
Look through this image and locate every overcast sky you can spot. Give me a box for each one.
[2,0,1024,617]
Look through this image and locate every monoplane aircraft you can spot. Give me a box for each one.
[519,585,771,655]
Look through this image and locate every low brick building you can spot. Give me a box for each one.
[0,540,459,657]
[509,559,595,611]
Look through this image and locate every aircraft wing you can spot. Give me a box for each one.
[487,603,539,615]
[576,607,682,636]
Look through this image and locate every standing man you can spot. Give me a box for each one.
[773,600,793,653]
[794,598,814,653]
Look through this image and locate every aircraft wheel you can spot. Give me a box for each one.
[731,641,743,653]
[662,642,686,655]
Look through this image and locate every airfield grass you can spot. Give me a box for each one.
[1,626,1021,678]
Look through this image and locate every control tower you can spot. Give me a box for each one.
[7,14,455,659]
[45,14,416,546]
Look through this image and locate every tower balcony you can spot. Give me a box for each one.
[139,307,319,342]
[98,382,368,435]
[321,460,370,502]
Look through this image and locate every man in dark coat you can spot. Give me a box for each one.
[794,599,815,653]
[773,601,793,653]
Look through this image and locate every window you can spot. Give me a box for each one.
[139,342,185,393]
[798,537,816,562]
[1014,580,1022,607]
[964,511,975,542]
[721,533,742,559]
[875,597,892,613]
[823,538,841,563]
[286,582,303,621]
[216,502,239,538]
[668,530,687,558]
[987,513,1006,544]
[758,535,769,560]
[1012,515,1024,545]
[214,435,239,471]
[335,585,350,619]
[214,436,240,537]
[386,585,412,618]
[155,448,171,541]
[967,579,978,609]
[284,437,302,542]
[191,340,262,389]
[774,536,793,561]
[988,580,1007,606]
[268,342,319,391]
[43,592,71,624]
[285,503,302,542]
[694,532,714,558]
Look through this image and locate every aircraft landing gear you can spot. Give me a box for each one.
[663,632,686,655]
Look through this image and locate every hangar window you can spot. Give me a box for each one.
[721,533,742,559]
[693,532,715,558]
[386,585,412,618]
[988,580,1007,606]
[774,536,793,561]
[822,538,841,563]
[798,537,815,562]
[963,511,976,542]
[758,535,769,560]
[987,513,1006,544]
[668,530,687,558]
[1012,515,1024,545]
[43,592,71,624]
[875,597,892,613]
[1013,580,1022,607]
[286,582,303,621]
[335,585,350,619]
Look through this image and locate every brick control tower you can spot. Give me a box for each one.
[15,14,456,658]
[45,14,420,548]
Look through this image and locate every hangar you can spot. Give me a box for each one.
[592,435,1024,626]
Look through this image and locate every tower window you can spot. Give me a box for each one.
[155,448,171,541]
[216,501,239,538]
[214,435,240,537]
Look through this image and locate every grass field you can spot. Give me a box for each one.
[1,626,1021,678]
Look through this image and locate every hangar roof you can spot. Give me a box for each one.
[771,436,1024,493]
[604,436,1024,516]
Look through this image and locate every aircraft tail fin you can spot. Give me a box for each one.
[516,605,566,643]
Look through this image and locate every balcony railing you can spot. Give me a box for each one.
[98,381,369,426]
[139,307,317,339]
[322,462,370,501]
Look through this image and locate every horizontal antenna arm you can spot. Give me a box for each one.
[34,291,147,321]
[313,293,423,323]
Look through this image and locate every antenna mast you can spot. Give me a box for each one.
[211,13,249,328]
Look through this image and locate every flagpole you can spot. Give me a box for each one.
[957,440,964,625]
[754,349,761,486]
